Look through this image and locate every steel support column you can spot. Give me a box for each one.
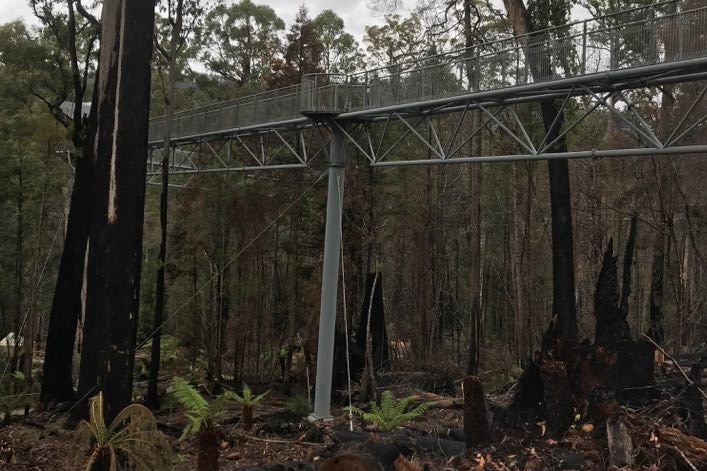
[311,122,347,420]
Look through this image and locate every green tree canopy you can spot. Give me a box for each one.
[201,0,284,86]
[312,9,364,74]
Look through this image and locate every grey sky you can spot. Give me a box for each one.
[0,1,35,25]
[0,0,588,47]
[0,0,414,43]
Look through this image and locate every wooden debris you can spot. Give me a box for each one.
[411,391,464,409]
[656,426,707,470]
[642,335,707,402]
[606,415,633,467]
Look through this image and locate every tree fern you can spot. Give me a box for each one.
[229,383,269,407]
[170,376,211,438]
[169,377,245,471]
[348,391,430,431]
[74,392,173,471]
[227,383,269,431]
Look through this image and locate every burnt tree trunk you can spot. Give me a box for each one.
[541,100,577,344]
[594,239,630,346]
[40,106,96,409]
[356,272,389,375]
[648,232,665,348]
[619,215,637,319]
[39,0,99,410]
[73,0,155,423]
[147,0,184,411]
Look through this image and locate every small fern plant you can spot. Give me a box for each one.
[347,390,430,431]
[170,377,239,471]
[74,391,172,471]
[231,383,269,431]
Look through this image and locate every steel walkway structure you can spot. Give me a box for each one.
[147,0,707,419]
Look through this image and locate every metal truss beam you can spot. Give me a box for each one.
[370,145,707,167]
[147,126,330,175]
[337,83,707,167]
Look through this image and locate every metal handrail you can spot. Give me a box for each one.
[148,0,707,143]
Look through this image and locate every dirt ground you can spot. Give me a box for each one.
[1,386,703,471]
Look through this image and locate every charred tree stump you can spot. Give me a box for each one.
[463,376,490,452]
[332,329,363,400]
[504,221,651,438]
[540,359,574,438]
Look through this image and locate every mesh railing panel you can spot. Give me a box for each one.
[149,1,707,142]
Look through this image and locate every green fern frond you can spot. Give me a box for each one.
[230,383,269,406]
[170,376,210,420]
[346,390,430,431]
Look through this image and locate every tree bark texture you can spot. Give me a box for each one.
[501,0,577,344]
[74,0,155,423]
[40,89,98,409]
[542,102,577,343]
[40,0,99,409]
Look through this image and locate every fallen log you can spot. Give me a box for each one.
[656,426,707,470]
[410,392,463,409]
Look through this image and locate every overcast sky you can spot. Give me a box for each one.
[0,0,415,43]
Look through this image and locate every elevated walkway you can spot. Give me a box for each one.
[149,0,707,146]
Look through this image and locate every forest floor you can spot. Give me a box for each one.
[0,372,705,470]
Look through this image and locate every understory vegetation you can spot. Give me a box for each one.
[0,0,706,469]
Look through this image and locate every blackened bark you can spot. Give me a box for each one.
[619,215,637,318]
[463,376,490,451]
[73,0,155,423]
[40,89,98,409]
[594,239,630,346]
[39,0,99,410]
[541,100,577,343]
[648,233,665,346]
[356,273,389,374]
[683,358,707,439]
[540,359,574,438]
